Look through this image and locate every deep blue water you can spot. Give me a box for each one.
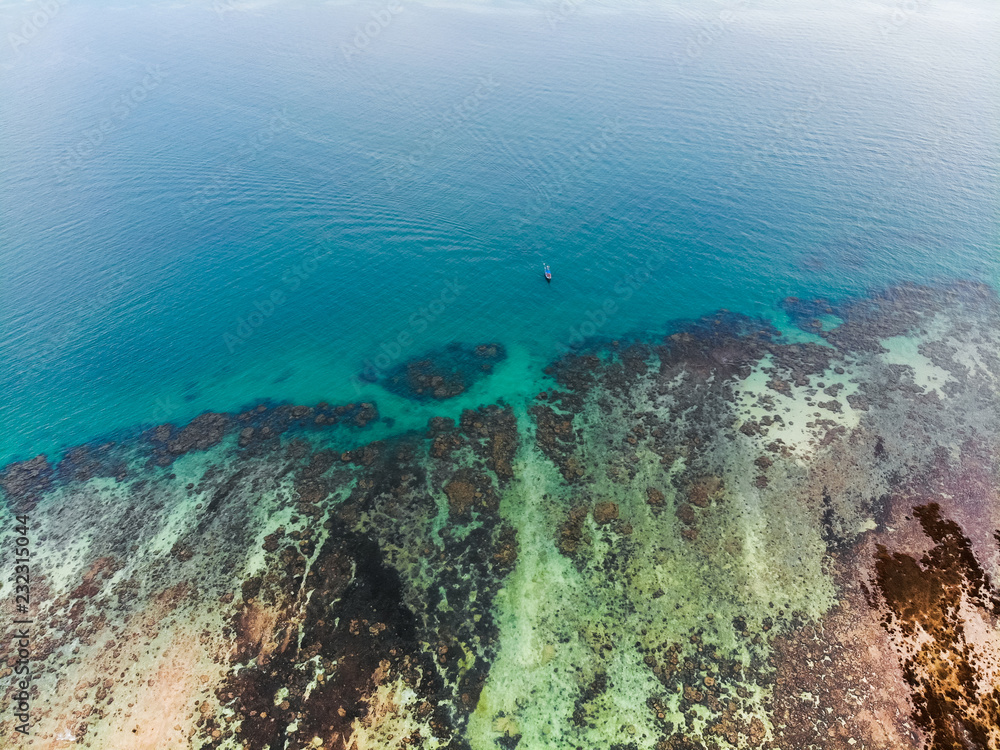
[1,0,997,464]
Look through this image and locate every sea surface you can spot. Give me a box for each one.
[1,0,997,465]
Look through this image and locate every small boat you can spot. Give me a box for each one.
[544,264,552,282]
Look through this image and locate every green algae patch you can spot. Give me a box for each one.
[470,369,840,748]
[467,444,596,749]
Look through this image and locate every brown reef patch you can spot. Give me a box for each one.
[872,503,1000,750]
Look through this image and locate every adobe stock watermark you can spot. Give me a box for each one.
[377,75,500,191]
[877,0,930,38]
[512,116,624,231]
[7,0,66,59]
[545,0,584,30]
[351,278,467,392]
[150,394,182,424]
[341,0,404,62]
[555,255,665,354]
[212,0,253,19]
[52,66,167,183]
[222,232,335,353]
[179,108,292,222]
[675,0,750,72]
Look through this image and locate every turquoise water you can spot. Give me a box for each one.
[1,0,997,463]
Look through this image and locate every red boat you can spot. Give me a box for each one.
[544,264,552,282]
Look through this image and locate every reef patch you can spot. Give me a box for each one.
[3,282,1000,749]
[376,342,507,401]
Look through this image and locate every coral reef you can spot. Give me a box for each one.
[377,343,507,401]
[2,282,999,749]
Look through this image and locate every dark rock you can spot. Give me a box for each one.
[378,343,506,401]
[166,413,232,455]
[593,501,619,524]
[0,454,54,513]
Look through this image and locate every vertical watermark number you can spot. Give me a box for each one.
[9,515,32,736]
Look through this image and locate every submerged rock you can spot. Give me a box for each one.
[0,454,53,513]
[593,501,619,524]
[378,342,507,401]
[166,412,231,455]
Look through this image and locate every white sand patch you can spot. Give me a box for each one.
[30,589,232,749]
[880,334,953,397]
[941,322,1000,386]
[344,676,444,750]
[731,354,861,461]
[958,596,1000,697]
